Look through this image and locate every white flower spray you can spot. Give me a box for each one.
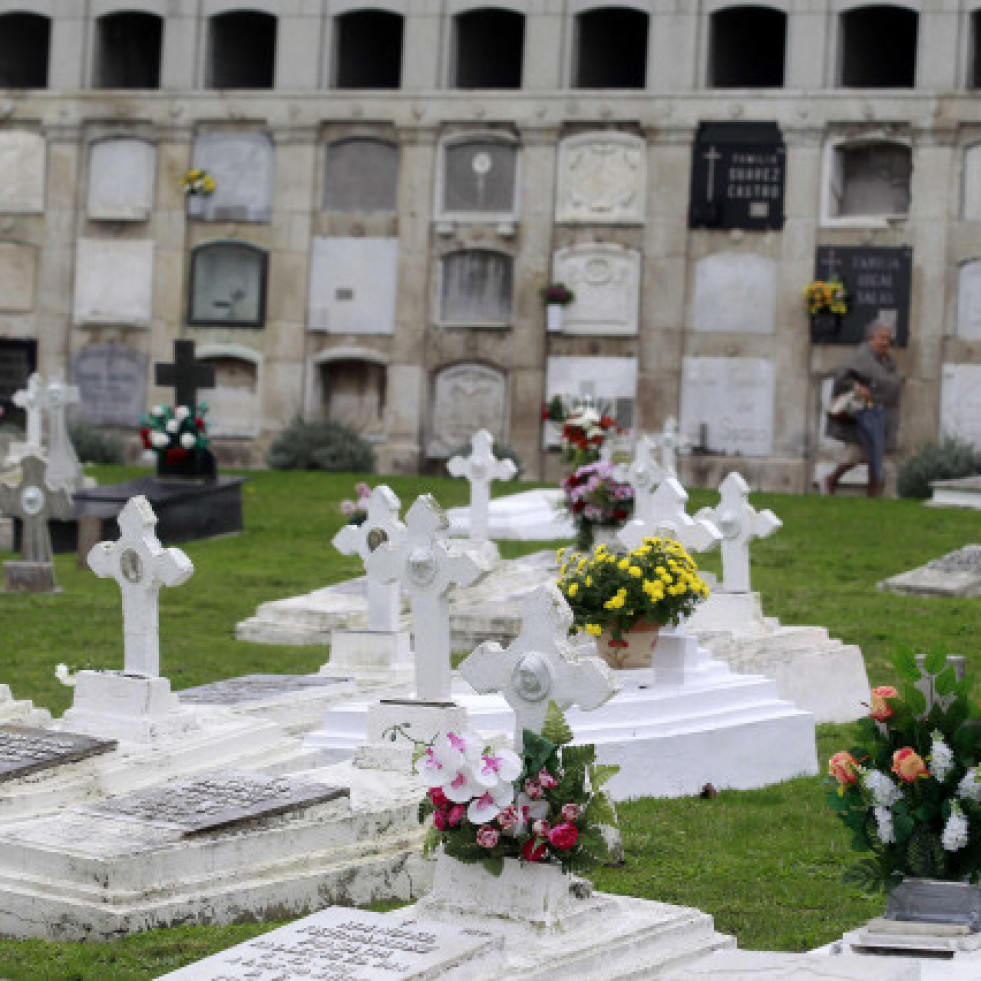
[873,806,895,845]
[930,730,955,783]
[862,768,902,808]
[942,801,970,852]
[957,767,981,803]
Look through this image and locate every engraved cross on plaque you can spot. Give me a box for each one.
[703,146,722,201]
[695,472,781,593]
[459,585,619,751]
[87,495,194,678]
[446,429,517,540]
[366,494,492,702]
[0,453,73,564]
[619,477,722,555]
[12,373,44,450]
[155,339,215,410]
[332,485,406,633]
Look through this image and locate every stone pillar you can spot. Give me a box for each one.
[160,10,199,89]
[275,9,323,90]
[648,1,697,91]
[785,7,829,89]
[48,9,85,89]
[916,7,959,91]
[523,5,563,89]
[401,3,442,89]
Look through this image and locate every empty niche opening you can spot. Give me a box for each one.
[441,139,518,215]
[971,11,981,88]
[0,13,49,87]
[207,11,277,89]
[452,9,524,89]
[839,6,917,88]
[334,10,403,88]
[189,242,268,327]
[94,12,162,88]
[829,141,911,218]
[324,139,398,211]
[574,7,649,89]
[320,359,387,436]
[708,6,786,88]
[199,355,259,437]
[440,250,513,323]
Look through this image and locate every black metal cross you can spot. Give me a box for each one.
[154,340,215,409]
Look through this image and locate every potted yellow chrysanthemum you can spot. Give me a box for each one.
[556,537,710,670]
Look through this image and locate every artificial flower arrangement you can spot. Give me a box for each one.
[339,481,372,525]
[804,277,849,317]
[181,168,216,196]
[826,648,981,893]
[557,538,710,644]
[416,704,619,876]
[541,282,575,307]
[140,403,209,464]
[560,460,634,550]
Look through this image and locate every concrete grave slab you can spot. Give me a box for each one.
[878,545,981,598]
[928,475,981,510]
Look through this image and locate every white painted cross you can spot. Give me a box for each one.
[0,452,72,564]
[332,485,406,633]
[618,477,722,554]
[695,472,782,593]
[87,496,194,678]
[12,373,44,450]
[366,494,493,702]
[43,371,82,492]
[459,585,619,751]
[446,429,517,540]
[611,435,666,524]
[652,417,691,478]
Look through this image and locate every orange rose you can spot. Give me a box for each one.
[870,686,899,721]
[829,751,859,785]
[892,747,929,783]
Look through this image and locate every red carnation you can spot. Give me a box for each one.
[548,822,579,851]
[429,787,449,810]
[521,838,548,862]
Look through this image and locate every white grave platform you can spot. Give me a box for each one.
[446,487,574,540]
[0,763,428,940]
[0,685,50,727]
[927,475,981,510]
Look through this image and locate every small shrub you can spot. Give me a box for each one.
[68,419,124,464]
[897,435,978,499]
[266,418,375,472]
[446,439,523,479]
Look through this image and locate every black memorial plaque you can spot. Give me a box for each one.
[0,725,117,782]
[689,121,786,231]
[178,674,351,706]
[82,769,349,835]
[0,339,37,430]
[813,245,912,347]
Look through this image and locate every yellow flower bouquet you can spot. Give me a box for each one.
[804,277,848,317]
[181,168,216,196]
[556,537,710,644]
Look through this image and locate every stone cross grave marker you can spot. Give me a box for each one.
[695,472,781,593]
[653,417,691,478]
[87,495,194,678]
[332,484,406,632]
[154,339,215,409]
[0,453,72,564]
[446,429,517,540]
[43,371,83,492]
[618,477,722,554]
[460,584,619,751]
[366,494,493,702]
[612,435,666,524]
[11,373,44,450]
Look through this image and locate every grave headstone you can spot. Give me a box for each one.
[366,494,493,702]
[0,130,46,214]
[43,372,83,493]
[87,495,194,679]
[0,242,37,313]
[428,364,508,458]
[692,252,776,334]
[307,237,397,334]
[812,245,912,347]
[618,477,722,555]
[551,244,641,335]
[87,138,156,221]
[612,435,665,524]
[73,240,154,326]
[0,725,116,782]
[446,429,517,540]
[459,585,619,750]
[72,344,148,427]
[694,472,781,593]
[188,131,275,223]
[555,131,646,224]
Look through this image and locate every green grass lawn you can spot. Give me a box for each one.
[1,465,978,977]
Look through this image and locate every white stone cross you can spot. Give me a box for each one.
[652,417,691,478]
[0,452,73,564]
[611,435,666,524]
[459,585,619,751]
[332,484,406,632]
[87,495,194,678]
[695,472,782,593]
[446,429,517,540]
[12,373,45,450]
[618,477,722,554]
[366,494,493,702]
[43,371,82,492]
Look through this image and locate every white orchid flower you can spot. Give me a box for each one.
[467,780,515,825]
[472,747,522,790]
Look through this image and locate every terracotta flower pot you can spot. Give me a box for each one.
[597,620,662,670]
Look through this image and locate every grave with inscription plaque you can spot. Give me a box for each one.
[0,725,115,780]
[72,344,148,427]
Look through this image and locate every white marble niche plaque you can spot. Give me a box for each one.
[963,144,981,220]
[680,357,774,457]
[0,243,37,313]
[87,138,156,221]
[556,131,646,224]
[692,252,776,334]
[188,132,274,223]
[307,237,397,334]
[428,363,508,458]
[198,352,261,438]
[552,245,641,336]
[941,364,981,450]
[0,131,45,214]
[957,260,981,340]
[73,240,154,326]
